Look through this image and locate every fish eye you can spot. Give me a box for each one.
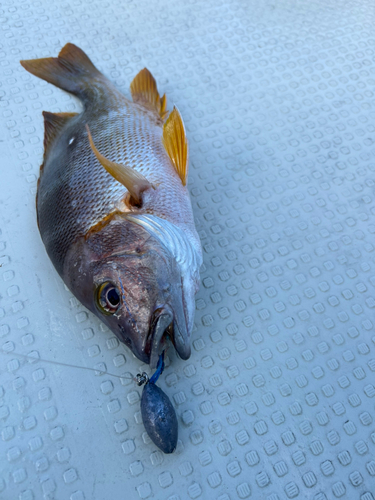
[95,282,121,315]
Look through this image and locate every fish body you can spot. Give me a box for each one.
[21,44,202,367]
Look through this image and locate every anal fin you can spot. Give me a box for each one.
[43,111,77,159]
[130,68,168,121]
[162,107,188,186]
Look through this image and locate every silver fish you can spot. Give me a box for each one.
[21,43,202,369]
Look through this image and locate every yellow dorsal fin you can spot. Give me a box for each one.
[86,125,154,207]
[43,111,77,157]
[130,68,168,121]
[162,107,188,186]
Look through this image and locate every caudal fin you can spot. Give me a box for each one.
[20,43,102,101]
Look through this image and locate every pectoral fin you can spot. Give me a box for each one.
[130,68,168,121]
[86,125,153,206]
[162,107,188,186]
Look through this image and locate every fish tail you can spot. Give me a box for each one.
[20,43,103,101]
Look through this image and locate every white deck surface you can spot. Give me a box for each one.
[1,0,375,499]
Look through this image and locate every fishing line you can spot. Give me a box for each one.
[0,349,136,381]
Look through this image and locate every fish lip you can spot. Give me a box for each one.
[149,306,174,369]
[148,306,192,367]
[171,320,191,361]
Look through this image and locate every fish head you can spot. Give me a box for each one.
[90,248,191,368]
[63,215,195,367]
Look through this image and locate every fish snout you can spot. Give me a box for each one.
[171,320,191,361]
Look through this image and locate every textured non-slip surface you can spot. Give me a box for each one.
[1,1,375,499]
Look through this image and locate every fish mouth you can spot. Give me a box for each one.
[149,305,191,369]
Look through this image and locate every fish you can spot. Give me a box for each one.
[20,44,202,371]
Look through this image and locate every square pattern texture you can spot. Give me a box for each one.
[0,1,375,499]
